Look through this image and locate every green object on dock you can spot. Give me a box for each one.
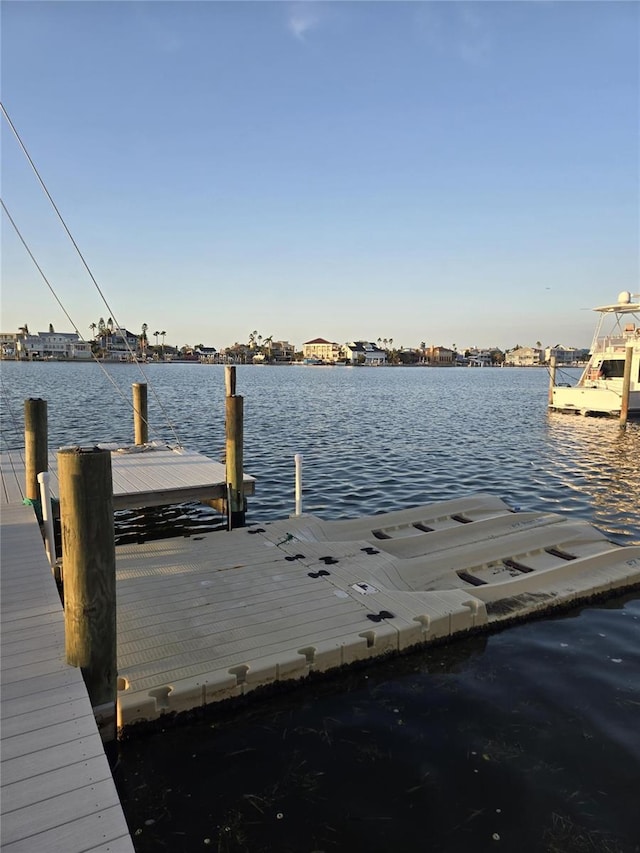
[23,496,43,522]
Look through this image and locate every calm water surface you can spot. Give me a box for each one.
[2,362,639,852]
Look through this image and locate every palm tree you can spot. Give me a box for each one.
[141,323,148,356]
[420,341,426,363]
[383,338,388,350]
[249,330,258,349]
[89,322,97,338]
[103,318,113,352]
[377,337,382,349]
[160,331,166,357]
[264,335,273,361]
[154,330,160,348]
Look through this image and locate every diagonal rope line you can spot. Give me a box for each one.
[1,101,183,446]
[1,198,156,429]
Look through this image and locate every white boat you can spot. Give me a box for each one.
[550,290,640,417]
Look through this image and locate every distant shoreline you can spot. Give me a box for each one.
[0,359,576,368]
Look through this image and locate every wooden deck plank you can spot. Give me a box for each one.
[1,680,89,722]
[0,450,26,504]
[0,616,67,647]
[0,504,133,852]
[2,715,109,763]
[1,640,65,671]
[1,669,85,703]
[1,777,122,838]
[1,755,113,814]
[1,689,93,732]
[1,804,133,853]
[1,736,108,787]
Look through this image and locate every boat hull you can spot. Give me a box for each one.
[550,384,640,416]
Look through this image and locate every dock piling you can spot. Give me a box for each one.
[133,382,149,445]
[548,356,557,407]
[225,366,245,528]
[58,446,117,742]
[24,397,48,501]
[620,345,633,427]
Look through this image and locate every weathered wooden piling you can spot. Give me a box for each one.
[58,446,117,743]
[133,382,148,445]
[548,356,557,407]
[225,365,245,528]
[24,397,48,501]
[620,345,634,427]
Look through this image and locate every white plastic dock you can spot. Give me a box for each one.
[1,442,256,509]
[115,494,640,728]
[1,504,134,853]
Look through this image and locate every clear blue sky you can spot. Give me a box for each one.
[1,1,638,351]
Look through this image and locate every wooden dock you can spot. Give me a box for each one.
[1,442,256,509]
[1,503,134,852]
[1,440,255,851]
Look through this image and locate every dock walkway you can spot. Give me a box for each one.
[1,440,256,851]
[1,442,256,509]
[1,503,134,852]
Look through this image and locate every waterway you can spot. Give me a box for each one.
[1,362,639,852]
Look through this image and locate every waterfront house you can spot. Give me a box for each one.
[195,346,218,363]
[14,331,92,360]
[0,332,18,358]
[425,346,455,365]
[544,345,588,365]
[302,338,343,363]
[343,342,387,365]
[467,348,494,367]
[96,327,140,360]
[505,346,544,366]
[269,340,296,363]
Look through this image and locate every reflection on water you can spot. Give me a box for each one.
[2,362,639,851]
[544,413,640,542]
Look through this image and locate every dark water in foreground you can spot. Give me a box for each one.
[1,362,639,851]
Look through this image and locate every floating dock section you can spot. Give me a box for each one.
[115,494,640,728]
[1,442,255,509]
